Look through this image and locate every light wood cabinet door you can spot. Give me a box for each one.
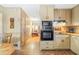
[40,41,54,50]
[40,5,47,20]
[61,38,70,49]
[54,9,67,20]
[54,9,71,25]
[59,9,66,20]
[54,35,70,49]
[47,6,54,20]
[65,9,72,24]
[71,36,79,54]
[54,39,63,49]
[40,5,54,21]
[55,39,70,49]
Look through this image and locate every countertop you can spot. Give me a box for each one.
[54,31,79,36]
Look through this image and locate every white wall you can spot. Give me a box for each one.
[0,13,3,44]
[22,5,40,19]
[2,5,41,21]
[2,5,42,39]
[0,5,4,44]
[3,7,21,44]
[23,5,41,38]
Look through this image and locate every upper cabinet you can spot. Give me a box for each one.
[72,5,79,25]
[40,5,54,21]
[54,9,66,20]
[54,9,72,25]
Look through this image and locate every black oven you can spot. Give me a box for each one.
[42,21,52,26]
[41,21,53,41]
[41,30,53,41]
[42,26,52,30]
[42,21,52,30]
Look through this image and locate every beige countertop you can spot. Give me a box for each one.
[54,31,79,36]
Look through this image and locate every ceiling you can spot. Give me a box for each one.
[2,4,78,21]
[2,4,78,9]
[54,4,77,9]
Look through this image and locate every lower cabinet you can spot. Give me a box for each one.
[71,35,79,54]
[40,35,70,50]
[54,35,70,49]
[40,41,54,50]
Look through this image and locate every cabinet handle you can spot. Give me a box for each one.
[61,40,64,42]
[46,42,48,44]
[59,17,61,19]
[46,47,48,48]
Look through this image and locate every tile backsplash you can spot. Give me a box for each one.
[54,25,79,34]
[66,25,79,33]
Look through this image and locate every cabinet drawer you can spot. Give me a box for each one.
[40,45,53,49]
[40,41,53,45]
[40,41,54,50]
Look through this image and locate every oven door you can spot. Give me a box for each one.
[42,26,52,31]
[41,31,53,41]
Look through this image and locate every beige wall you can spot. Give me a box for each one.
[26,17,32,39]
[0,5,4,44]
[4,7,21,38]
[3,7,32,45]
[20,9,27,46]
[3,7,21,49]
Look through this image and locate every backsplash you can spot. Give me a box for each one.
[54,25,79,34]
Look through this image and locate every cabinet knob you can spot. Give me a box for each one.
[46,47,48,48]
[59,17,61,19]
[46,16,49,19]
[61,40,64,42]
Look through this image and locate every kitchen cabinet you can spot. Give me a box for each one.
[72,5,79,25]
[54,35,70,49]
[54,9,72,25]
[71,35,79,54]
[54,9,66,20]
[40,34,70,50]
[40,5,54,21]
[40,41,54,50]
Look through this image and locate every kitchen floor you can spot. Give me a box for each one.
[12,35,75,55]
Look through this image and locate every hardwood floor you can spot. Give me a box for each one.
[12,50,75,55]
[41,50,76,55]
[12,35,75,55]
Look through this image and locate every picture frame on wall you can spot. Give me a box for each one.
[10,18,14,29]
